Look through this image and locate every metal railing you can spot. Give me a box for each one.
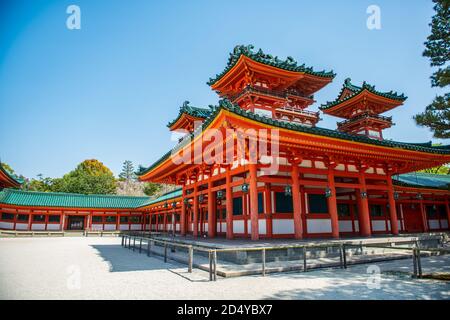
[120,233,449,281]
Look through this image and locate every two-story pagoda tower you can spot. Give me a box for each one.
[320,78,407,140]
[207,45,335,127]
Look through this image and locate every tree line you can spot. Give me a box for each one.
[2,159,163,196]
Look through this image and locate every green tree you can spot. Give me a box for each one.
[25,174,54,192]
[414,0,450,138]
[143,182,161,196]
[420,165,450,174]
[118,160,136,181]
[53,159,117,194]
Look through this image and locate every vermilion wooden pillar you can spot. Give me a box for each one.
[207,179,216,238]
[28,213,33,230]
[193,183,199,237]
[59,213,64,231]
[327,167,339,238]
[358,174,371,236]
[180,185,186,236]
[225,167,233,239]
[420,200,428,232]
[265,184,272,238]
[300,184,307,235]
[291,164,303,239]
[386,176,399,235]
[249,163,259,240]
[446,198,450,231]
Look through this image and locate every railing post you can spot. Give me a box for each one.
[339,245,344,269]
[342,244,347,269]
[139,238,142,253]
[209,251,213,281]
[164,243,168,263]
[303,246,307,272]
[121,235,124,246]
[412,249,418,278]
[262,248,266,276]
[147,239,151,257]
[417,249,422,278]
[188,246,193,273]
[133,237,136,251]
[213,250,217,281]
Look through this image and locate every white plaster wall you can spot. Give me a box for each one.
[15,223,28,230]
[307,219,331,233]
[31,224,45,231]
[272,219,294,234]
[221,222,227,232]
[0,222,14,229]
[259,219,266,234]
[338,220,353,232]
[233,220,244,233]
[440,219,448,229]
[119,224,129,231]
[428,219,440,230]
[371,220,386,231]
[47,224,60,231]
[130,224,142,231]
[104,224,116,231]
[91,224,103,231]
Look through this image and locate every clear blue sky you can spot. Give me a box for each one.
[0,0,447,179]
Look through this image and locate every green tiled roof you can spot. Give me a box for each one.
[137,99,450,177]
[320,78,407,111]
[207,45,336,86]
[0,189,151,209]
[167,101,213,128]
[138,188,182,208]
[393,173,450,190]
[0,162,24,187]
[0,188,184,209]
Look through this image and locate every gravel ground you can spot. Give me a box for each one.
[0,237,449,300]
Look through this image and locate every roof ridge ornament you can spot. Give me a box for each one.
[207,45,336,86]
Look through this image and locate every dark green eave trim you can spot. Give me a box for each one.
[207,45,336,86]
[393,173,450,191]
[167,101,213,128]
[137,188,182,208]
[137,99,450,178]
[0,162,23,186]
[320,78,407,111]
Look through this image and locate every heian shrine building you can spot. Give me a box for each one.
[1,45,450,240]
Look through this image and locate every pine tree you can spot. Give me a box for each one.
[414,0,450,138]
[119,160,136,181]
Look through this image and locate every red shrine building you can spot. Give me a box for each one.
[1,45,450,239]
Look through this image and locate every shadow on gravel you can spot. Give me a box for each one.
[91,244,177,272]
[260,264,450,300]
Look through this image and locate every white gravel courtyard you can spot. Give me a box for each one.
[0,237,449,300]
